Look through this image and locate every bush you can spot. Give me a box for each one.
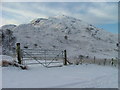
[64,35,68,40]
[24,46,28,49]
[1,60,13,67]
[74,60,80,65]
[79,55,84,60]
[34,44,38,47]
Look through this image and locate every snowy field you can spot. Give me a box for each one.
[2,63,118,88]
[0,66,1,89]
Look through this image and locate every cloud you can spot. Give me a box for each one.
[1,0,120,2]
[1,2,118,26]
[2,5,48,18]
[1,18,20,26]
[70,2,117,24]
[0,3,2,26]
[84,2,118,24]
[1,3,49,26]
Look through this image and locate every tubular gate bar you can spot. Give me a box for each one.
[21,48,65,67]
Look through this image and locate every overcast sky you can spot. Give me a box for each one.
[1,2,118,33]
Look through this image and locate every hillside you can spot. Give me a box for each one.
[0,15,118,59]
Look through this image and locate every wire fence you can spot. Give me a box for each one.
[16,43,118,68]
[71,57,118,67]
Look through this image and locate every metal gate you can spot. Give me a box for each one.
[21,49,65,67]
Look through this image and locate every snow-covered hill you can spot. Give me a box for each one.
[0,15,118,59]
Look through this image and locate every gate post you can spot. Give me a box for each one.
[63,50,67,65]
[16,43,22,64]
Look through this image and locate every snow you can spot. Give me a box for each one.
[0,15,118,88]
[0,62,1,89]
[2,64,118,88]
[0,55,14,62]
[0,55,3,90]
[0,66,1,90]
[0,15,118,59]
[0,24,17,31]
[0,55,15,89]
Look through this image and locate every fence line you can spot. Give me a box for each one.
[72,56,118,67]
[16,43,118,68]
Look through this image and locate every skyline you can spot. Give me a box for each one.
[1,2,118,33]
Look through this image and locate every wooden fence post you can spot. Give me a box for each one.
[63,50,67,65]
[104,59,106,66]
[94,56,96,64]
[16,43,22,64]
[111,58,114,66]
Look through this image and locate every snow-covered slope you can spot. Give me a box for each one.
[0,15,118,59]
[0,24,16,30]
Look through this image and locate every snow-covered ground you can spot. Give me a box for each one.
[0,55,2,89]
[0,65,1,89]
[2,63,118,88]
[0,55,14,89]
